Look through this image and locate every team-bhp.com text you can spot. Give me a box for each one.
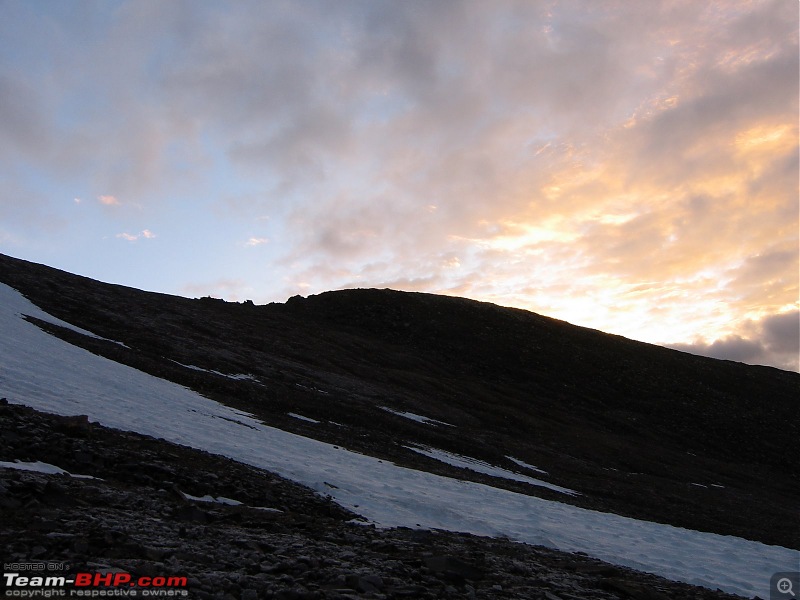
[3,572,188,597]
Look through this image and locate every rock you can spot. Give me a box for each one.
[357,573,384,592]
[0,495,22,509]
[175,550,214,564]
[423,555,483,582]
[602,578,674,600]
[575,563,621,577]
[56,414,92,434]
[174,505,210,523]
[389,585,427,597]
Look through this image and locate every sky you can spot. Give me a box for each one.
[0,0,797,371]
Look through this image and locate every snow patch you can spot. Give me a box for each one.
[406,446,576,495]
[288,413,320,424]
[179,490,281,511]
[170,360,258,382]
[506,455,548,475]
[0,460,97,479]
[381,406,455,427]
[294,383,329,394]
[179,491,243,506]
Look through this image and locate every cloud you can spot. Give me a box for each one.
[669,310,800,372]
[1,1,796,371]
[692,336,764,363]
[116,230,156,242]
[98,195,121,206]
[762,311,800,355]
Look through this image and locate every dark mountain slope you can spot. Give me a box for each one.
[0,252,797,550]
[277,288,798,468]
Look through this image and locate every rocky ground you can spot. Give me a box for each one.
[1,400,747,600]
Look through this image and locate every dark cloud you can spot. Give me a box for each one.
[704,336,764,363]
[762,311,800,355]
[669,310,799,372]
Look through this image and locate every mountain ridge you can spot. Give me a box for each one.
[0,252,797,554]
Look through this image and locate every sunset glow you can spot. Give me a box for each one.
[0,0,797,370]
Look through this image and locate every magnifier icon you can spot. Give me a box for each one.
[777,578,795,597]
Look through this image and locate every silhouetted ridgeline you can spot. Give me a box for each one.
[0,252,798,549]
